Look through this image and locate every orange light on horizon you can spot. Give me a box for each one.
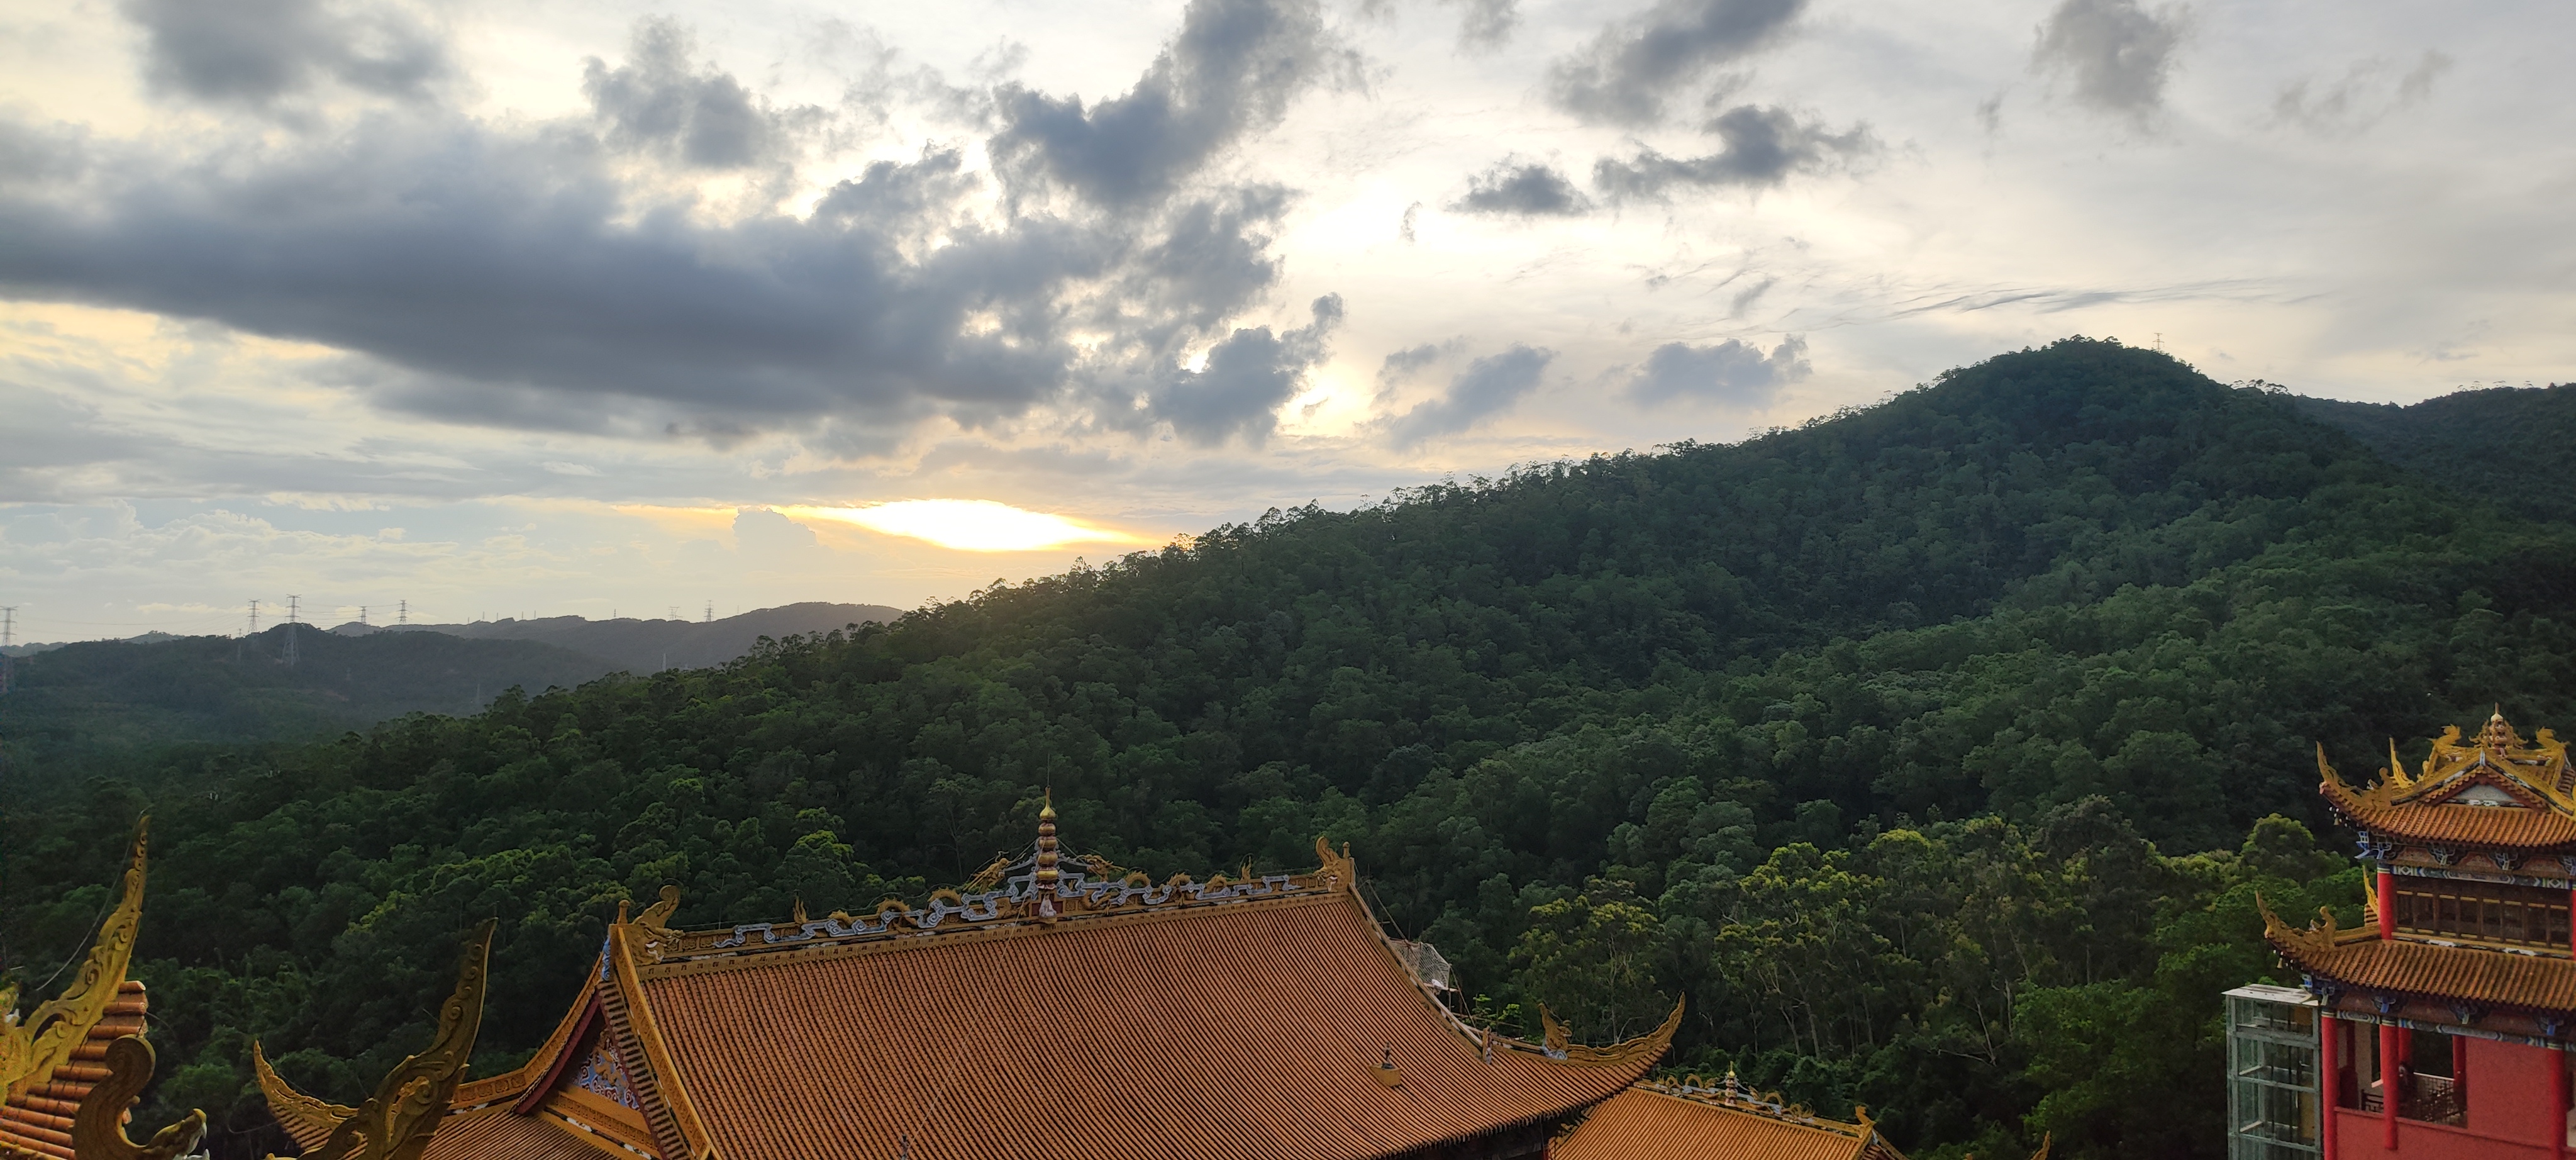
[780,501,1152,552]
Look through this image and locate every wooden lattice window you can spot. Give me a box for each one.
[2391,876,2572,949]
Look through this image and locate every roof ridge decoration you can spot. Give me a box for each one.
[2256,893,2374,957]
[67,1037,204,1160]
[2324,711,2576,816]
[1643,1073,1874,1139]
[257,920,494,1160]
[638,834,1363,966]
[1,819,149,1103]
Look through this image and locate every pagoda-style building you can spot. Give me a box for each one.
[2261,713,2576,1160]
[252,805,1916,1160]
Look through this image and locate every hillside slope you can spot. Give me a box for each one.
[343,601,902,672]
[2294,382,2576,523]
[0,627,618,783]
[9,340,2564,1159]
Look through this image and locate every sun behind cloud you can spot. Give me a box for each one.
[782,501,1153,553]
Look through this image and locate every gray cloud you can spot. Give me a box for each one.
[1377,342,1445,388]
[2275,50,2451,135]
[0,16,1318,451]
[121,0,447,107]
[1384,344,1552,445]
[1450,158,1592,217]
[1592,105,1872,201]
[988,0,1353,209]
[1445,0,1519,51]
[584,19,821,170]
[1547,0,1804,128]
[1624,335,1808,406]
[2031,0,2189,121]
[1141,295,1343,446]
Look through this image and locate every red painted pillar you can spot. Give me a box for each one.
[2451,1034,2468,1108]
[2553,1046,2568,1160]
[2378,870,2396,939]
[2381,1023,2402,1151]
[2321,1013,2340,1160]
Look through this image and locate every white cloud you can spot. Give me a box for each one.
[0,0,2570,635]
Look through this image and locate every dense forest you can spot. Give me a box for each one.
[0,628,616,782]
[10,339,2576,1158]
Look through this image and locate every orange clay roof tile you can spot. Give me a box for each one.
[2322,777,2576,849]
[2265,914,2576,1014]
[421,1104,631,1160]
[1555,1086,1903,1160]
[635,890,1667,1160]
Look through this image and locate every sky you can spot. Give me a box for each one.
[1,0,2569,642]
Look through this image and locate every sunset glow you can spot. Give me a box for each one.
[783,501,1151,553]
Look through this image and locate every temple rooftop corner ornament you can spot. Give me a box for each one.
[255,918,494,1160]
[0,819,211,1160]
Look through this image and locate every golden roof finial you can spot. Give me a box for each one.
[2484,706,2514,750]
[1032,790,1062,920]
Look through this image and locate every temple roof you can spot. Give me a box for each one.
[2318,713,2576,852]
[1,825,153,1160]
[2262,897,2576,1015]
[401,837,1677,1160]
[0,982,147,1160]
[1555,1082,1907,1160]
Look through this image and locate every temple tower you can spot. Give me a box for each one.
[2265,713,2576,1159]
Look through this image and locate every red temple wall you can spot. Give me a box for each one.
[2330,1109,2554,1160]
[2465,1038,2561,1146]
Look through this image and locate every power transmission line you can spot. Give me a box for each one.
[283,595,300,667]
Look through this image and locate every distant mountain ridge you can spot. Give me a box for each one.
[2294,382,2576,524]
[337,601,903,672]
[0,602,908,779]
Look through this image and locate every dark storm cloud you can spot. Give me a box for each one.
[987,0,1355,209]
[1384,344,1552,446]
[1593,105,1872,200]
[1546,0,1804,128]
[0,122,1092,428]
[584,18,821,170]
[2031,0,2189,121]
[0,11,1319,449]
[121,0,447,106]
[1449,159,1592,217]
[1141,295,1343,446]
[1624,335,1808,405]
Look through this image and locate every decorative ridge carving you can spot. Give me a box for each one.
[1643,1066,1871,1138]
[1528,997,1684,1068]
[2319,717,2576,850]
[639,837,1354,965]
[69,1037,204,1160]
[258,920,494,1160]
[606,922,713,1159]
[2,818,150,1102]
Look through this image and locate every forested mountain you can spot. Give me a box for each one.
[0,627,616,779]
[2295,381,2576,523]
[0,604,904,779]
[343,601,902,672]
[12,339,2575,1159]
